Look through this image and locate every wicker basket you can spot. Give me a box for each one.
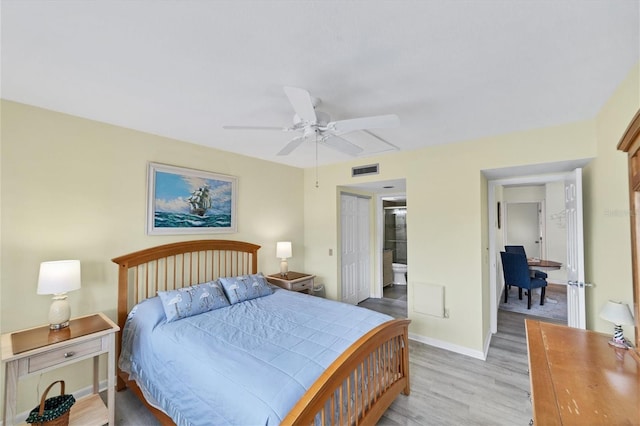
[25,380,75,426]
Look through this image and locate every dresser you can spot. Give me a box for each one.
[525,319,639,425]
[1,313,119,426]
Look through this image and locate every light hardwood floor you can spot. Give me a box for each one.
[109,307,540,425]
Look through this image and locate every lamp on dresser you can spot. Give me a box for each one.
[276,241,292,276]
[599,300,635,349]
[37,259,82,330]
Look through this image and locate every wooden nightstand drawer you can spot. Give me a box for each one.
[28,338,103,373]
[291,278,313,292]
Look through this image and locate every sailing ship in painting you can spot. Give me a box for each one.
[152,168,234,230]
[187,186,212,216]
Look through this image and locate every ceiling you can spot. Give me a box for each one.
[2,1,639,169]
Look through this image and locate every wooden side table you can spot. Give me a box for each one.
[267,272,315,294]
[1,312,119,426]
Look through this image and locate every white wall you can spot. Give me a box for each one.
[545,181,568,283]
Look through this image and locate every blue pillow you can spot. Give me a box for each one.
[158,280,230,322]
[219,273,273,304]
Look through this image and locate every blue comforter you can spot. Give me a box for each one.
[119,287,392,426]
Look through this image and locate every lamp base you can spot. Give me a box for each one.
[608,338,628,349]
[48,293,71,330]
[49,320,70,330]
[280,259,289,277]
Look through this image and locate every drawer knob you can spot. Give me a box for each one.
[64,351,75,358]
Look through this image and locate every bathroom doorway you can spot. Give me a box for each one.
[381,196,408,314]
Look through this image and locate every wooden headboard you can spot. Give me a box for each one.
[112,239,260,336]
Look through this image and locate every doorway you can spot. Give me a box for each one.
[487,162,590,334]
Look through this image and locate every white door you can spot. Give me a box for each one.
[565,168,586,329]
[340,194,371,304]
[506,202,541,257]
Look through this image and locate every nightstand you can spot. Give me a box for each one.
[267,272,315,294]
[1,312,119,426]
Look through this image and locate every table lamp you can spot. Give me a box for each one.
[599,300,635,349]
[37,260,82,330]
[276,241,292,276]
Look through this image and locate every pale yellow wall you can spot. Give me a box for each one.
[305,120,598,354]
[0,100,304,413]
[586,62,640,335]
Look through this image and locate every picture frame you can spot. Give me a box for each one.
[497,201,501,229]
[147,162,237,235]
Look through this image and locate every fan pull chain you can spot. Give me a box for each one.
[315,131,319,188]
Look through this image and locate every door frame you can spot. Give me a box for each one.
[488,172,570,334]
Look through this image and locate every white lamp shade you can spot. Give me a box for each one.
[37,260,82,295]
[599,300,635,326]
[276,241,292,259]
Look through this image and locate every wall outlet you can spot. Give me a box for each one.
[329,248,333,256]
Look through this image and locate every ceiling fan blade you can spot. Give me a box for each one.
[223,125,289,131]
[283,86,317,124]
[329,114,399,135]
[276,136,305,156]
[323,135,363,156]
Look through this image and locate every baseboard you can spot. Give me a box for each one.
[1,379,108,426]
[409,332,487,360]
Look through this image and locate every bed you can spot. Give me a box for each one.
[112,239,410,425]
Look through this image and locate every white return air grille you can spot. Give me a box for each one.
[352,163,379,177]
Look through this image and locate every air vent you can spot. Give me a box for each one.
[352,163,379,177]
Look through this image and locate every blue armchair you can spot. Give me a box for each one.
[500,251,547,309]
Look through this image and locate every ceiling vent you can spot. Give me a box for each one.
[352,163,379,177]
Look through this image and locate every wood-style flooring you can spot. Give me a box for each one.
[109,289,542,425]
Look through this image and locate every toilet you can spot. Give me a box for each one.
[391,263,407,285]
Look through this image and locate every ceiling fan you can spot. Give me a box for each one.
[223,86,399,156]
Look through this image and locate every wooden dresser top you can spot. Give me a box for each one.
[525,319,639,425]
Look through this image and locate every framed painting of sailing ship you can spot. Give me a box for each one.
[147,162,237,235]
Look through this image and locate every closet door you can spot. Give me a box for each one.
[340,193,371,304]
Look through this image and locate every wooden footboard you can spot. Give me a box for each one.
[282,318,411,426]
